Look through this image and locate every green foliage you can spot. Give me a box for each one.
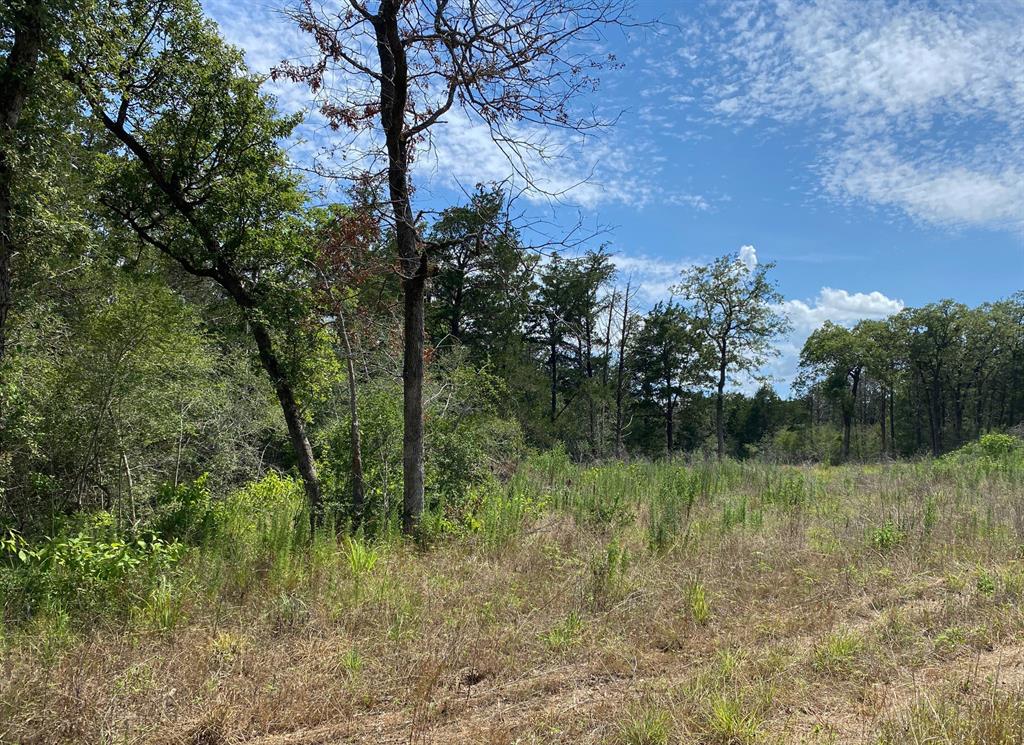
[703,695,761,744]
[1,521,183,618]
[944,433,1024,466]
[812,630,861,674]
[688,582,711,626]
[878,688,1024,745]
[870,521,906,552]
[542,611,584,652]
[343,536,379,577]
[320,358,525,534]
[150,475,216,544]
[588,538,630,608]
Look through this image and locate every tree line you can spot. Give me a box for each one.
[1,0,1020,537]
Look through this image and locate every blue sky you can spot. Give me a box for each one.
[203,0,1024,391]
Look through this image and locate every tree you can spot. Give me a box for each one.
[0,0,47,365]
[534,249,615,454]
[899,301,966,457]
[799,321,869,462]
[69,0,326,524]
[280,0,630,531]
[309,197,386,526]
[426,185,536,372]
[613,279,637,457]
[675,251,790,459]
[629,301,707,455]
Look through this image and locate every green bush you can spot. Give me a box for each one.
[978,433,1022,458]
[1,520,183,619]
[149,474,217,544]
[943,433,1023,464]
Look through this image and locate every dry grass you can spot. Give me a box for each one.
[2,456,1023,743]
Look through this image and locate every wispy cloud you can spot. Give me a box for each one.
[696,0,1024,230]
[202,0,701,212]
[610,253,695,302]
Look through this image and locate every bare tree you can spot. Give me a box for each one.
[279,0,632,532]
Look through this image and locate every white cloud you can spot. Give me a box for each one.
[700,0,1024,230]
[824,142,1024,228]
[762,286,905,392]
[780,287,905,333]
[738,244,757,271]
[610,253,694,302]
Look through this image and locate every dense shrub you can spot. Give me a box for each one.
[149,475,218,544]
[1,514,183,620]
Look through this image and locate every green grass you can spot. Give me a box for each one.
[2,445,1023,742]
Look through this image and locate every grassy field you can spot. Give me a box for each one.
[3,449,1024,744]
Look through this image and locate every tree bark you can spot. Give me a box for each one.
[338,309,364,526]
[889,385,896,450]
[613,282,631,458]
[549,321,558,423]
[840,367,861,462]
[248,316,323,528]
[665,394,674,456]
[401,259,427,533]
[879,386,887,457]
[715,345,727,459]
[584,314,595,456]
[0,0,44,366]
[373,2,426,533]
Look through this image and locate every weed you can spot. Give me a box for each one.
[813,630,861,674]
[344,536,380,577]
[138,575,184,631]
[589,538,630,608]
[338,649,363,678]
[542,611,584,652]
[878,687,1024,744]
[210,631,247,661]
[976,569,997,596]
[615,704,672,745]
[934,626,967,656]
[689,582,711,626]
[703,695,761,744]
[870,521,906,551]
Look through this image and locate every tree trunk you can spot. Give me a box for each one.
[665,394,674,456]
[715,346,727,459]
[928,375,942,456]
[401,259,427,533]
[889,386,896,450]
[249,317,322,528]
[584,315,595,456]
[338,309,364,526]
[549,322,558,423]
[841,407,852,462]
[613,282,631,458]
[841,367,861,462]
[879,386,887,457]
[373,4,426,533]
[450,270,463,340]
[0,0,44,366]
